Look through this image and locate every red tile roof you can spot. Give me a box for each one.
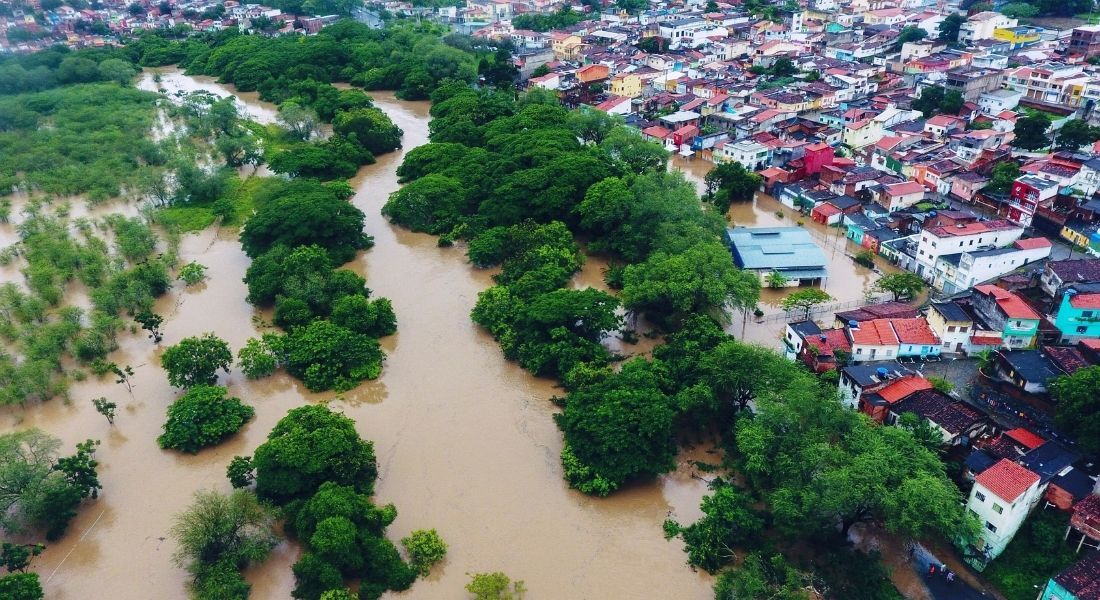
[970,334,1002,346]
[642,125,671,139]
[812,203,842,217]
[974,285,1042,321]
[849,319,900,346]
[885,181,925,196]
[926,219,1018,238]
[804,328,852,356]
[1004,428,1045,450]
[890,318,940,345]
[878,375,933,403]
[1070,293,1100,310]
[975,458,1040,503]
[1014,237,1052,250]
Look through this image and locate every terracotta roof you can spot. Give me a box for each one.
[878,375,933,403]
[813,203,842,217]
[849,319,900,346]
[974,285,1042,321]
[642,125,671,139]
[890,318,940,345]
[1004,428,1045,450]
[804,328,852,356]
[1052,549,1100,598]
[1014,237,1052,250]
[926,219,1018,238]
[975,458,1040,503]
[970,334,1002,346]
[1070,293,1100,309]
[892,389,983,434]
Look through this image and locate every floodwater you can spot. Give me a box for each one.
[3,75,714,599]
[671,155,901,348]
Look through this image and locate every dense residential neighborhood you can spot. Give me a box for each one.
[4,0,1100,596]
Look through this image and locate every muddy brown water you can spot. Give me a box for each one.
[671,156,900,348]
[2,75,714,599]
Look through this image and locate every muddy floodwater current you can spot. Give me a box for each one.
[3,72,718,599]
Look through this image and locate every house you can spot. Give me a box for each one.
[971,285,1042,349]
[1054,284,1100,343]
[717,139,771,170]
[888,389,986,445]
[927,301,975,355]
[594,95,632,115]
[964,458,1044,570]
[857,373,933,423]
[797,327,852,373]
[931,237,1052,295]
[726,227,829,287]
[912,219,1024,281]
[837,363,917,409]
[1005,175,1060,227]
[994,349,1065,394]
[891,318,943,359]
[959,12,1018,45]
[1039,550,1100,600]
[609,74,643,98]
[846,319,901,363]
[878,180,926,212]
[810,195,861,225]
[1070,24,1100,59]
[1040,259,1100,299]
[1068,495,1100,553]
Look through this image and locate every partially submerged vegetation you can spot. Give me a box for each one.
[389,79,975,598]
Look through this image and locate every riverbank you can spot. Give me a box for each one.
[3,71,715,599]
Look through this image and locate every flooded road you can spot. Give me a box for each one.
[672,155,900,348]
[3,75,713,599]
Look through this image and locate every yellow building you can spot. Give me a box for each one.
[993,26,1041,47]
[610,74,643,98]
[1061,225,1094,249]
[550,33,583,60]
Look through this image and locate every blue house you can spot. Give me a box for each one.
[1038,550,1100,600]
[1053,284,1100,343]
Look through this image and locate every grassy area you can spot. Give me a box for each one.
[153,174,283,233]
[1021,106,1067,121]
[984,508,1078,600]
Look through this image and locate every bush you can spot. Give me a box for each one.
[158,386,255,454]
[237,334,284,379]
[401,529,448,576]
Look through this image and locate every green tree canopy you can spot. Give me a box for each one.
[872,272,924,302]
[158,386,255,454]
[252,405,379,503]
[1051,366,1100,454]
[1013,113,1052,151]
[160,333,233,388]
[239,181,372,264]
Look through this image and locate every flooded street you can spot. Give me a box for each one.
[672,156,899,348]
[2,75,713,599]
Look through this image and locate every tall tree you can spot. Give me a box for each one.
[872,272,924,302]
[1051,366,1100,454]
[1013,113,1052,151]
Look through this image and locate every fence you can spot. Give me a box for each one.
[754,295,892,324]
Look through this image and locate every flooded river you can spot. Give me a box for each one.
[3,73,714,599]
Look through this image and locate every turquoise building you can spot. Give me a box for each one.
[1053,284,1100,343]
[1038,551,1099,600]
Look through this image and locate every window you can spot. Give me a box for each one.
[1084,311,1094,318]
[975,491,986,502]
[948,326,956,332]
[985,522,998,533]
[1078,326,1088,334]
[960,326,968,333]
[992,503,1003,514]
[856,348,863,355]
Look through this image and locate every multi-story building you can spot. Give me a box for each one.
[964,458,1044,570]
[1053,284,1100,342]
[1006,175,1060,227]
[931,238,1053,294]
[716,139,771,170]
[927,301,975,354]
[1069,24,1100,59]
[971,284,1042,349]
[943,67,1005,103]
[912,219,1024,280]
[958,12,1017,45]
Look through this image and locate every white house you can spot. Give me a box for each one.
[978,88,1022,115]
[931,238,1053,294]
[965,459,1043,570]
[959,12,1017,44]
[880,181,926,212]
[718,139,771,170]
[912,219,1024,281]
